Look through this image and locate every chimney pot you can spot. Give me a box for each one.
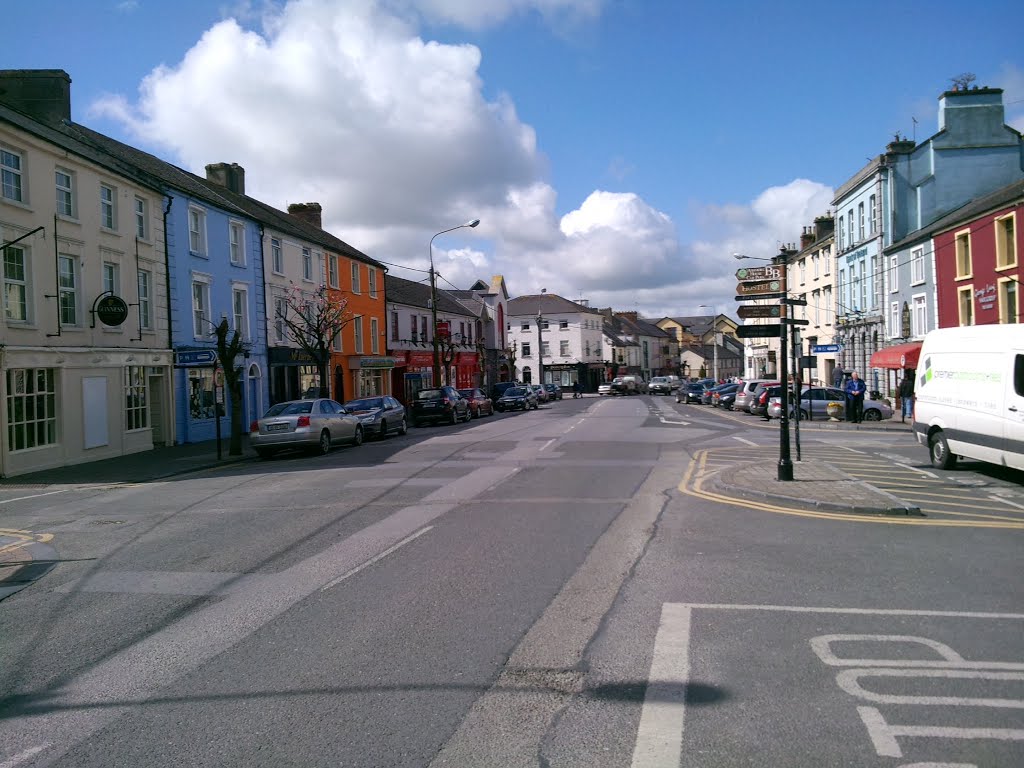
[287,202,323,229]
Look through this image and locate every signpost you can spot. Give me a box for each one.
[736,325,782,339]
[735,279,783,297]
[735,265,783,281]
[811,344,843,354]
[737,305,782,319]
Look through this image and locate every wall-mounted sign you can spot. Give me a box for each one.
[96,295,129,326]
[175,349,217,366]
[811,344,843,354]
[435,321,451,338]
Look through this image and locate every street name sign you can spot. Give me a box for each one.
[781,318,810,326]
[736,324,782,339]
[737,304,782,319]
[736,279,783,296]
[811,344,843,353]
[734,291,787,302]
[735,265,783,282]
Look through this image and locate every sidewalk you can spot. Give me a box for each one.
[2,436,255,487]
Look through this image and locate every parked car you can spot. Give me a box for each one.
[458,388,494,418]
[766,388,808,419]
[792,387,893,421]
[543,383,563,401]
[610,376,638,395]
[648,376,675,395]
[597,382,613,396]
[250,398,363,458]
[531,384,550,404]
[490,381,521,402]
[710,383,739,408]
[410,386,470,426]
[748,381,781,414]
[702,382,733,405]
[342,396,407,438]
[750,384,783,418]
[677,381,709,404]
[495,385,539,411]
[716,385,740,410]
[734,379,773,412]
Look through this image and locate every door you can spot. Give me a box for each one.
[82,377,109,449]
[1005,352,1024,470]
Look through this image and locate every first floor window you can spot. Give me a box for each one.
[369,268,378,298]
[100,183,116,229]
[912,295,927,337]
[329,255,339,288]
[410,313,418,342]
[232,287,249,340]
[102,261,119,296]
[332,327,343,352]
[391,311,399,341]
[521,342,532,357]
[958,286,974,326]
[370,317,379,354]
[274,296,287,342]
[560,340,570,356]
[1,147,24,202]
[890,302,900,338]
[999,279,1019,324]
[138,270,152,330]
[189,206,207,255]
[58,254,78,326]
[192,280,210,337]
[6,368,57,450]
[125,366,148,430]
[995,214,1017,269]
[3,244,28,322]
[354,316,364,353]
[351,262,361,293]
[135,196,148,239]
[302,247,313,281]
[56,168,74,217]
[229,221,245,265]
[910,248,925,284]
[420,315,427,341]
[272,238,283,274]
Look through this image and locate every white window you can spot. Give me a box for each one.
[889,255,899,292]
[838,216,845,250]
[910,247,925,284]
[6,368,57,450]
[890,302,900,339]
[370,317,379,354]
[857,202,865,241]
[955,230,971,279]
[560,319,569,330]
[540,318,549,330]
[912,294,927,337]
[859,260,867,311]
[560,340,570,356]
[812,254,819,279]
[521,321,530,331]
[1,147,24,202]
[100,183,116,229]
[995,214,1016,269]
[812,290,820,326]
[328,255,339,288]
[823,247,831,275]
[102,261,119,296]
[3,245,29,322]
[229,221,245,265]
[232,287,249,340]
[369,268,378,298]
[125,366,148,431]
[847,209,854,248]
[134,196,148,239]
[351,262,361,293]
[799,260,806,285]
[521,342,531,357]
[354,315,364,353]
[58,254,78,325]
[823,287,832,325]
[869,194,878,234]
[332,327,343,352]
[302,247,313,281]
[188,206,207,255]
[837,270,846,309]
[192,279,210,337]
[138,269,152,330]
[272,238,283,274]
[541,341,550,356]
[274,296,287,342]
[420,316,427,341]
[55,168,75,217]
[391,311,399,341]
[871,255,881,310]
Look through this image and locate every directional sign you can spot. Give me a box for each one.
[734,292,787,302]
[736,279,783,296]
[781,318,810,326]
[175,349,217,366]
[737,304,782,319]
[735,265,783,282]
[736,324,782,339]
[811,344,843,353]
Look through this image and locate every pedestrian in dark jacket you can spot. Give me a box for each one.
[845,371,867,423]
[832,366,844,388]
[898,372,915,422]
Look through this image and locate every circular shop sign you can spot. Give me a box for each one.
[97,295,129,326]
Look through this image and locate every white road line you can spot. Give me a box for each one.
[837,445,866,454]
[678,602,1024,619]
[894,462,938,478]
[0,745,50,768]
[658,418,690,425]
[857,705,1024,759]
[990,495,1024,510]
[731,436,758,446]
[631,603,691,768]
[321,525,434,591]
[539,439,556,452]
[0,489,69,505]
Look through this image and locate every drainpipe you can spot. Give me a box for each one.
[162,195,175,445]
[258,223,267,407]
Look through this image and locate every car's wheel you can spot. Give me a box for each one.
[799,409,809,419]
[450,408,459,425]
[317,430,332,455]
[863,409,882,422]
[467,406,475,420]
[351,426,363,446]
[255,448,275,460]
[398,417,408,435]
[378,420,387,438]
[929,430,957,470]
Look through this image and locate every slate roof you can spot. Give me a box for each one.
[384,274,475,316]
[507,294,601,316]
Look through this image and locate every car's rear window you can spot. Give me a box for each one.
[416,389,443,400]
[264,401,313,417]
[505,387,527,396]
[345,398,383,410]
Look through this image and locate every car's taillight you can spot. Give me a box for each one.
[296,415,311,427]
[249,420,259,433]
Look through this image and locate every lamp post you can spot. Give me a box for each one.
[429,219,479,386]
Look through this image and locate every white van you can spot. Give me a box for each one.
[913,325,1024,470]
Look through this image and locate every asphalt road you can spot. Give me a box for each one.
[1,396,1021,767]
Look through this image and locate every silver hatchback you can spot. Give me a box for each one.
[250,398,364,458]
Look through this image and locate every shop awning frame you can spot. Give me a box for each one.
[870,341,923,370]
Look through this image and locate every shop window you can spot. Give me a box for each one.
[6,368,57,450]
[125,366,148,430]
[187,368,224,420]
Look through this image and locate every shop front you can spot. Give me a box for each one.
[348,356,395,399]
[454,351,480,389]
[389,351,434,405]
[268,346,321,404]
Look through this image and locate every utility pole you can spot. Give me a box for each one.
[776,246,798,481]
[429,219,480,386]
[536,308,545,385]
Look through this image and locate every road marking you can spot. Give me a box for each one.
[321,525,433,591]
[684,602,1024,619]
[837,668,1024,706]
[631,603,691,768]
[857,706,1024,759]
[539,439,556,451]
[0,745,50,768]
[895,462,938,478]
[991,495,1024,511]
[658,417,690,425]
[731,436,758,446]
[0,490,69,505]
[838,445,866,453]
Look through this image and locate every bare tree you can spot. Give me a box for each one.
[503,340,518,380]
[213,318,248,455]
[276,283,352,400]
[951,72,976,90]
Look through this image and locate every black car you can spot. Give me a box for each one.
[701,382,733,405]
[710,383,739,408]
[543,383,563,401]
[677,382,708,404]
[495,386,538,412]
[410,386,470,426]
[490,381,521,402]
[716,386,739,410]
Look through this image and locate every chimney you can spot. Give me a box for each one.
[0,69,72,124]
[287,202,323,229]
[617,311,639,322]
[800,226,815,250]
[814,214,835,241]
[205,163,246,195]
[936,86,1005,138]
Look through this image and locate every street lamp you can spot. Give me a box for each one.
[429,218,480,385]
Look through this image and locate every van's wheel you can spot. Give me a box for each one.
[864,409,882,421]
[929,430,957,470]
[799,409,809,419]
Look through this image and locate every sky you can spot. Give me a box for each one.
[6,0,1024,319]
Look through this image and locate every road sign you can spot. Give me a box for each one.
[811,344,843,353]
[737,304,782,319]
[175,349,217,366]
[435,321,450,338]
[735,265,783,282]
[736,324,782,339]
[736,279,783,296]
[734,292,787,302]
[781,318,810,326]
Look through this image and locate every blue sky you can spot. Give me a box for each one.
[7,0,1024,317]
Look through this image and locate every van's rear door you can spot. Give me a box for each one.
[1005,350,1024,471]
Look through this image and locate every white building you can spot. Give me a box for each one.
[506,293,605,390]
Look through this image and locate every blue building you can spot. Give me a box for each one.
[75,131,269,444]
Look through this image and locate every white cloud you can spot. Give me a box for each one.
[91,0,832,321]
[996,63,1024,132]
[387,0,604,29]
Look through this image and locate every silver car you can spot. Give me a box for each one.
[250,398,364,458]
[343,396,407,439]
[768,387,893,421]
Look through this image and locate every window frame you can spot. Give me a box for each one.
[368,268,378,298]
[353,315,364,354]
[102,261,120,297]
[998,276,1019,324]
[957,284,974,326]
[125,365,148,431]
[5,367,57,451]
[857,202,865,242]
[1,146,25,203]
[521,341,532,357]
[271,237,284,275]
[328,254,339,288]
[910,247,925,285]
[188,205,208,256]
[55,167,75,218]
[191,277,211,338]
[137,269,152,330]
[391,310,399,341]
[351,262,362,293]
[274,295,287,342]
[995,213,1017,270]
[58,253,79,326]
[890,302,900,339]
[99,183,117,230]
[3,244,29,322]
[889,254,899,292]
[229,220,246,266]
[232,285,249,341]
[869,195,877,234]
[134,196,148,239]
[559,339,570,356]
[302,247,313,282]
[370,317,379,354]
[954,229,972,280]
[911,293,927,337]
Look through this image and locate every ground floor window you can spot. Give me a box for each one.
[187,368,223,420]
[125,366,148,430]
[299,365,320,398]
[358,369,385,397]
[6,368,57,450]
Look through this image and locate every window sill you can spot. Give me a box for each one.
[994,263,1018,272]
[190,251,209,259]
[56,214,80,225]
[1,197,32,211]
[4,321,38,330]
[954,274,973,281]
[100,227,120,236]
[230,261,247,269]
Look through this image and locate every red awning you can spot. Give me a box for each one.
[870,341,922,370]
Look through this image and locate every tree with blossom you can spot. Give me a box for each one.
[277,283,352,399]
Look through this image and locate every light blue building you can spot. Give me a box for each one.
[834,85,1024,396]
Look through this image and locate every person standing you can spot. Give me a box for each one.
[898,371,915,423]
[845,371,866,423]
[832,365,844,388]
